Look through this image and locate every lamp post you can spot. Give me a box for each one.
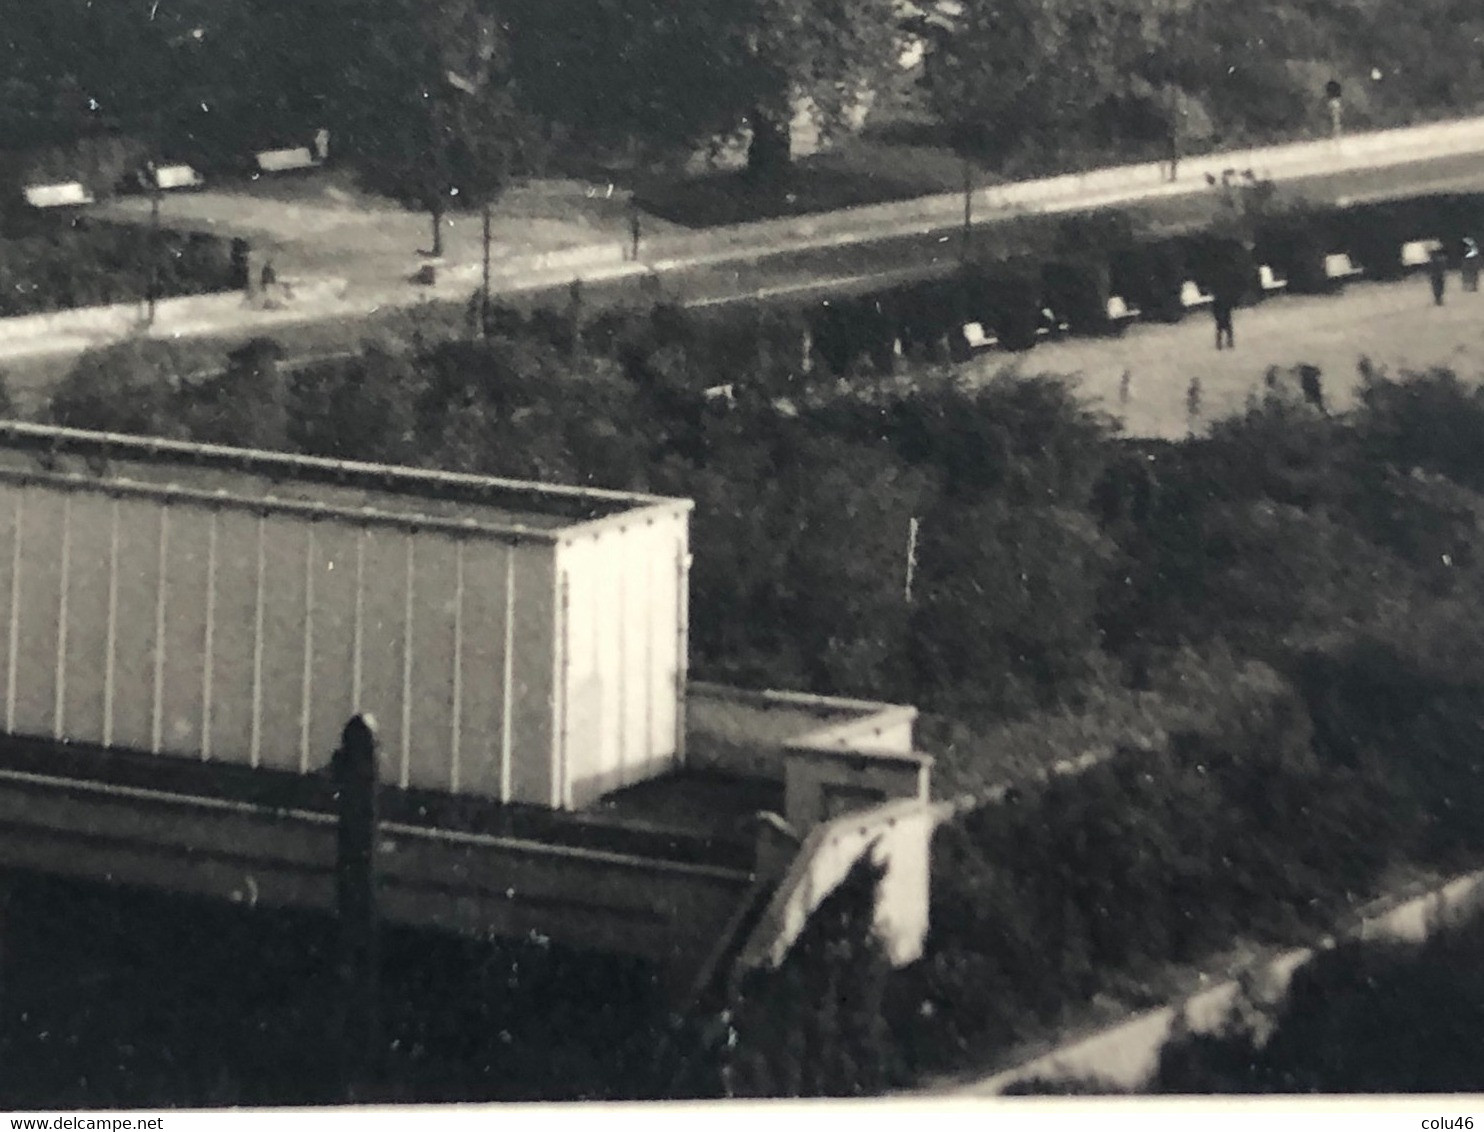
[146,106,164,327]
[481,200,492,336]
[961,157,973,263]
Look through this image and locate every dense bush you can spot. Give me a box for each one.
[1151,905,1484,1093]
[890,646,1395,1073]
[0,219,240,316]
[38,302,1484,1098]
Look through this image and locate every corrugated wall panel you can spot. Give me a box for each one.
[647,521,681,770]
[561,536,602,807]
[595,528,623,793]
[507,542,556,806]
[357,527,410,787]
[0,485,19,737]
[256,516,310,772]
[61,492,114,742]
[307,522,359,776]
[13,488,66,739]
[406,535,459,792]
[455,539,509,799]
[208,509,261,765]
[159,504,211,758]
[110,496,164,754]
[621,521,656,787]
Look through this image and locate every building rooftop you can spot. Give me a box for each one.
[0,421,690,543]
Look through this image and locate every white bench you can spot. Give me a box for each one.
[1180,280,1214,309]
[255,146,321,173]
[1258,264,1288,294]
[150,163,205,191]
[1400,238,1444,270]
[1105,295,1140,323]
[961,321,999,350]
[23,181,94,209]
[1324,253,1364,282]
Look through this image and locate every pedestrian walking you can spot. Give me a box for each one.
[1164,126,1180,183]
[1212,292,1235,350]
[260,259,277,294]
[1462,236,1480,293]
[629,207,642,262]
[1428,248,1448,306]
[1186,376,1203,425]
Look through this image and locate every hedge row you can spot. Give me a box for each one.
[0,219,245,317]
[749,191,1484,381]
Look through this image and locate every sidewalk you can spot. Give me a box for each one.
[9,114,1484,368]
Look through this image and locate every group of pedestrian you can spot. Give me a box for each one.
[1206,233,1481,348]
[1430,236,1482,305]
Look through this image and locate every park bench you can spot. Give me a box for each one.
[22,182,94,209]
[1323,253,1364,282]
[255,146,321,174]
[1180,279,1214,310]
[150,164,205,191]
[1400,238,1444,271]
[1105,294,1140,325]
[1258,264,1288,294]
[961,321,1000,351]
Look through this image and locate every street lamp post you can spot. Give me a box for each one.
[481,201,492,336]
[961,157,973,263]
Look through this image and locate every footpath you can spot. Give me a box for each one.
[7,115,1484,368]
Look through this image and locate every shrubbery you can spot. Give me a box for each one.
[1151,903,1484,1093]
[0,220,241,316]
[35,295,1484,1097]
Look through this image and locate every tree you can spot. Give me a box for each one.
[336,0,527,255]
[504,0,904,181]
[927,0,1180,163]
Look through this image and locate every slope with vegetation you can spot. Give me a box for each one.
[25,285,1484,1096]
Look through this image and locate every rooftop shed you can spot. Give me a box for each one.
[0,422,692,810]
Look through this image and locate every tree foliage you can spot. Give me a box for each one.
[504,0,904,177]
[335,0,529,253]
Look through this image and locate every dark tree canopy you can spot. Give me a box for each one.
[504,0,905,177]
[334,0,529,254]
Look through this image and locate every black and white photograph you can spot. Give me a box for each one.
[0,0,1483,1114]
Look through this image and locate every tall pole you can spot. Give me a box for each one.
[481,202,492,337]
[904,516,920,603]
[147,108,163,327]
[961,158,973,263]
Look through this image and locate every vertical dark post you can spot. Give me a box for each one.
[961,158,973,263]
[147,106,164,326]
[481,203,493,338]
[333,714,382,1102]
[568,277,584,359]
[147,176,162,326]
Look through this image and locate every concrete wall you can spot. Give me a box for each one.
[783,747,930,831]
[735,796,947,974]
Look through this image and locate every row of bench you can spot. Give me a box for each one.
[919,242,1441,360]
[20,132,331,212]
